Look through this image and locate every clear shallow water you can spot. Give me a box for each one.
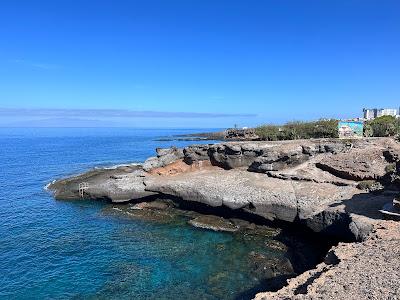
[0,128,313,299]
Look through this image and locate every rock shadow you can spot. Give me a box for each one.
[328,191,393,220]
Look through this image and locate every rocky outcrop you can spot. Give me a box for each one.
[224,128,260,140]
[316,148,389,181]
[254,221,400,300]
[183,140,345,171]
[48,165,156,202]
[48,138,399,241]
[143,146,184,171]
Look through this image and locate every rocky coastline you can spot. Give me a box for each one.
[47,137,400,299]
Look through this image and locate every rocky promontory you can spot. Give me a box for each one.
[47,137,400,299]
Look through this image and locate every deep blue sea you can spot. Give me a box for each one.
[0,128,310,300]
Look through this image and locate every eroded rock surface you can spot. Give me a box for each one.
[254,221,400,300]
[48,138,399,240]
[48,165,156,202]
[316,148,389,181]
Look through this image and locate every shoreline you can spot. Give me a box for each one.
[47,137,400,299]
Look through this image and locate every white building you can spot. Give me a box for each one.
[363,108,398,120]
[363,108,377,120]
[377,108,397,117]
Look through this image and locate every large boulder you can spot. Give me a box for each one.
[143,146,184,171]
[183,144,210,164]
[248,148,309,173]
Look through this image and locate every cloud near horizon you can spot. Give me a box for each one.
[0,108,257,119]
[10,59,59,70]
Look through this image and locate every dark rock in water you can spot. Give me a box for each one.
[264,239,288,252]
[188,215,239,232]
[103,204,179,223]
[248,251,295,279]
[229,218,255,230]
[131,200,175,210]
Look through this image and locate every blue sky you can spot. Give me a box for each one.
[0,0,399,127]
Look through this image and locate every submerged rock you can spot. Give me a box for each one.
[131,200,175,210]
[188,215,239,232]
[248,251,295,279]
[103,204,179,223]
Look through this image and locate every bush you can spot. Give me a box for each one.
[385,163,396,173]
[254,124,282,141]
[365,115,400,137]
[255,119,338,141]
[356,180,384,192]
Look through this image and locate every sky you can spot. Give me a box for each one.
[0,0,399,128]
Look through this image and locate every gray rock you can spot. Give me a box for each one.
[183,144,210,164]
[255,222,400,300]
[248,150,309,173]
[316,148,389,181]
[47,165,156,202]
[48,137,398,241]
[143,147,184,171]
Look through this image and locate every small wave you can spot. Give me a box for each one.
[95,162,141,170]
[44,180,56,191]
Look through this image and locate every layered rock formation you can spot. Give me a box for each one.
[48,138,400,240]
[47,137,400,299]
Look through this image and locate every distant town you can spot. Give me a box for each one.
[362,108,399,120]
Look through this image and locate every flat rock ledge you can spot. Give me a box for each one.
[47,137,400,299]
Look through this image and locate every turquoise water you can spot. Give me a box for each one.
[0,128,318,299]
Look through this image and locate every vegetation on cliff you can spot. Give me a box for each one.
[255,119,339,141]
[255,116,400,141]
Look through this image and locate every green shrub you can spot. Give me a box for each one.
[385,163,396,173]
[366,115,400,137]
[255,119,338,141]
[356,180,383,192]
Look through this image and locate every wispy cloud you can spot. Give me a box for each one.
[10,59,59,70]
[0,108,257,119]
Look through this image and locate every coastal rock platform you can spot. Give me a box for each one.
[47,137,400,299]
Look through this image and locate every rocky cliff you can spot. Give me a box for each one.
[48,137,399,241]
[47,137,400,299]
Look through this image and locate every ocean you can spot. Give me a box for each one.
[0,128,320,300]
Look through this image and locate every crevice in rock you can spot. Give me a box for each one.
[292,251,339,295]
[293,268,328,295]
